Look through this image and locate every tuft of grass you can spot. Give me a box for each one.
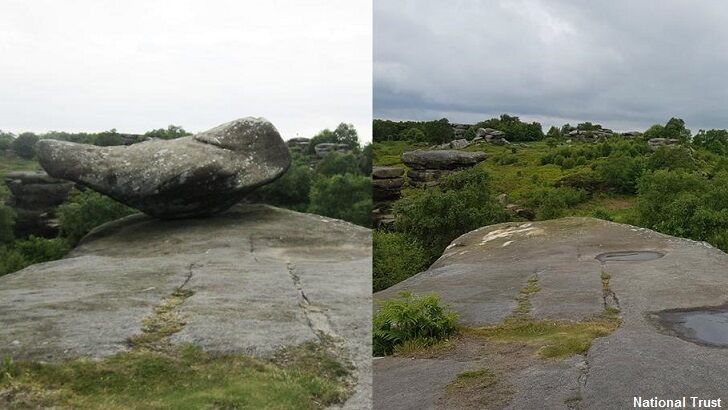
[127,288,194,350]
[469,313,620,359]
[0,343,351,410]
[446,368,497,392]
[512,276,540,318]
[600,271,611,290]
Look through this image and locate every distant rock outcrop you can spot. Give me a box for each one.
[564,126,614,142]
[314,143,351,158]
[36,117,291,219]
[375,218,728,409]
[0,204,372,409]
[475,127,509,145]
[286,137,310,153]
[372,166,404,230]
[648,138,680,150]
[401,150,487,188]
[3,171,74,238]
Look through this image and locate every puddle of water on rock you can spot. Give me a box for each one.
[656,309,728,347]
[595,251,664,262]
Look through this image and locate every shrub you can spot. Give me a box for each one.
[256,157,314,212]
[14,236,70,265]
[0,237,70,277]
[373,232,428,291]
[316,152,361,176]
[94,129,124,146]
[494,154,518,165]
[373,292,458,356]
[401,127,426,142]
[308,174,371,227]
[0,247,28,277]
[524,187,588,220]
[144,125,191,140]
[0,205,15,245]
[57,190,136,243]
[12,132,39,159]
[645,146,696,171]
[594,155,644,194]
[471,114,543,142]
[0,131,14,151]
[393,168,509,254]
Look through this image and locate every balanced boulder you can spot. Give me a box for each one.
[401,150,487,188]
[36,117,291,219]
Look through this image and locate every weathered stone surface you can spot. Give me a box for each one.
[0,204,372,409]
[315,143,351,158]
[648,137,680,150]
[36,118,290,219]
[372,166,404,179]
[286,137,310,152]
[375,218,728,409]
[4,171,74,237]
[372,178,404,201]
[401,150,487,170]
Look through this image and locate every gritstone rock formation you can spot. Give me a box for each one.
[375,218,728,409]
[401,150,487,188]
[4,171,74,237]
[0,204,372,409]
[36,117,291,219]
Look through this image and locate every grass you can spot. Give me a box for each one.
[469,313,620,359]
[446,368,497,393]
[1,280,353,409]
[0,343,351,409]
[512,276,540,317]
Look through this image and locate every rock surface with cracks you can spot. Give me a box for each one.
[374,217,728,410]
[36,117,291,218]
[0,204,372,409]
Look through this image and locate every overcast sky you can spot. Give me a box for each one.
[375,0,728,132]
[0,0,371,141]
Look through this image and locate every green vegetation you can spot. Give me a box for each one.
[373,231,428,292]
[373,292,458,356]
[257,124,372,227]
[470,314,620,359]
[373,115,728,291]
[57,190,137,244]
[446,368,498,393]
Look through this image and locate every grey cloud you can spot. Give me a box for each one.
[375,0,728,132]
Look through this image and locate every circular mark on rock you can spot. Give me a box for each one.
[652,307,728,347]
[595,251,664,262]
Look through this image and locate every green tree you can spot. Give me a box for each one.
[693,129,728,155]
[0,131,14,151]
[315,152,361,176]
[144,125,191,140]
[256,154,314,212]
[595,155,644,194]
[646,146,696,171]
[94,129,124,146]
[12,132,39,159]
[308,174,371,227]
[401,127,426,142]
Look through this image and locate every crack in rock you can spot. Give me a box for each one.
[286,262,336,341]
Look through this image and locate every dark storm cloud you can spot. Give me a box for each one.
[374,0,728,132]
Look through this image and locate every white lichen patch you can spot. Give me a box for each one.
[502,240,514,247]
[480,225,544,245]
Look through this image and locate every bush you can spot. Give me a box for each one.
[373,292,458,356]
[256,156,314,211]
[401,127,426,142]
[94,129,124,146]
[524,187,588,220]
[315,152,361,176]
[393,168,509,254]
[57,190,137,243]
[12,132,39,159]
[645,146,696,171]
[0,131,14,151]
[144,125,191,140]
[0,237,70,277]
[471,114,543,142]
[373,232,429,291]
[0,205,15,245]
[594,155,644,194]
[308,174,371,227]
